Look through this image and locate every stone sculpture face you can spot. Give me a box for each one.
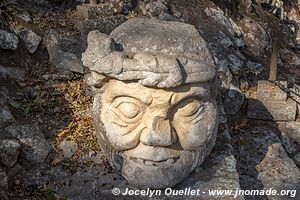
[82,18,219,188]
[97,79,218,188]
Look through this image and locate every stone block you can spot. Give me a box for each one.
[256,143,300,200]
[256,80,287,101]
[77,3,115,20]
[75,15,127,36]
[247,98,297,121]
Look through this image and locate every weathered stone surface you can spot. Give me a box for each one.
[82,18,218,189]
[75,15,127,36]
[287,7,300,44]
[217,59,232,84]
[178,140,244,200]
[0,30,18,50]
[95,80,218,188]
[58,140,78,159]
[247,99,297,121]
[0,104,14,128]
[245,61,264,75]
[45,30,84,74]
[18,29,41,53]
[77,3,115,19]
[293,153,300,167]
[5,124,51,163]
[21,130,242,200]
[247,80,297,121]
[256,80,287,101]
[238,16,269,58]
[0,139,20,167]
[110,18,214,61]
[204,7,242,37]
[227,53,244,75]
[49,49,84,74]
[83,18,216,88]
[223,83,245,115]
[290,83,300,115]
[138,0,168,17]
[256,143,300,199]
[285,121,300,145]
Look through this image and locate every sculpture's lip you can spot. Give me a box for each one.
[125,155,180,167]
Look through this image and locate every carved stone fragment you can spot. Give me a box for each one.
[82,18,219,188]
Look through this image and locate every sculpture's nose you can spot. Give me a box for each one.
[140,116,177,146]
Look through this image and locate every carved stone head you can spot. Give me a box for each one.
[82,18,218,189]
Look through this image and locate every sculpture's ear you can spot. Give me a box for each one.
[82,30,115,69]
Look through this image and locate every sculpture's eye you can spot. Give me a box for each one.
[178,100,202,117]
[171,98,206,121]
[116,102,140,119]
[112,97,143,123]
[177,99,204,117]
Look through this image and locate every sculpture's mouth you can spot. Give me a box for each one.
[128,156,180,167]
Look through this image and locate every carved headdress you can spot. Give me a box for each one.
[82,18,216,88]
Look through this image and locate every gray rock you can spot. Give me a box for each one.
[138,0,169,17]
[227,54,244,75]
[280,135,299,156]
[158,12,178,21]
[0,65,26,81]
[256,143,300,199]
[287,7,300,44]
[0,30,18,50]
[49,48,84,74]
[218,103,228,124]
[245,61,264,75]
[187,155,243,200]
[285,122,300,145]
[5,124,51,163]
[58,140,78,159]
[223,83,245,115]
[290,83,300,114]
[238,17,269,58]
[217,59,233,83]
[204,7,242,37]
[247,98,297,121]
[18,29,41,53]
[218,31,233,48]
[0,167,8,200]
[178,137,243,200]
[0,139,20,167]
[256,80,287,101]
[293,153,300,167]
[45,30,84,74]
[248,81,297,121]
[0,104,14,128]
